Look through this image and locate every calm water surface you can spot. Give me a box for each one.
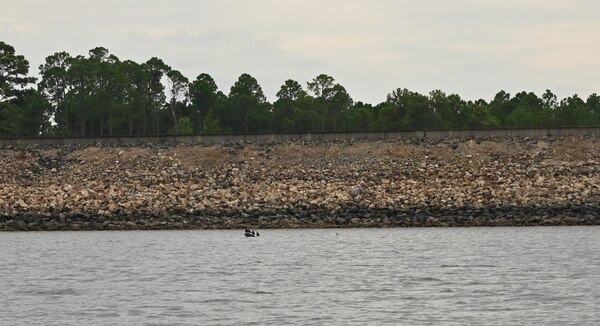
[1,227,599,325]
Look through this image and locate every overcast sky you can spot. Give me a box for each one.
[2,0,600,104]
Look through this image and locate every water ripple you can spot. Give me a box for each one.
[1,227,598,326]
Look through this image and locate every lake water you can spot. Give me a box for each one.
[1,227,599,325]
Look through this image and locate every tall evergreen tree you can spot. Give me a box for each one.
[273,79,307,131]
[189,73,218,133]
[227,73,268,133]
[0,41,37,136]
[38,51,72,133]
[307,74,335,131]
[0,41,36,101]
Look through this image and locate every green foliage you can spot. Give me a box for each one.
[305,75,354,131]
[307,74,335,131]
[38,51,72,131]
[3,40,600,138]
[203,107,222,134]
[346,102,375,131]
[374,102,401,130]
[273,79,313,131]
[166,69,189,126]
[0,41,36,101]
[12,89,52,136]
[0,91,51,137]
[555,95,591,127]
[489,90,514,126]
[170,117,194,135]
[461,101,500,129]
[0,42,41,136]
[386,88,437,130]
[587,93,600,125]
[189,73,218,133]
[226,73,268,133]
[325,84,352,131]
[0,102,19,136]
[428,90,455,129]
[46,126,75,136]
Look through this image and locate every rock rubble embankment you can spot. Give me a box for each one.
[1,136,599,231]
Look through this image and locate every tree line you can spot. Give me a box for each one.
[1,41,600,137]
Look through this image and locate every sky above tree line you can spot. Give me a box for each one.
[2,0,600,104]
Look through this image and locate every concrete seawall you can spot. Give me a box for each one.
[1,135,599,231]
[2,127,600,147]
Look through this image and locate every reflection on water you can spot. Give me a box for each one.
[2,227,599,325]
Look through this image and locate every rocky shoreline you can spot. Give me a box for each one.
[1,136,599,231]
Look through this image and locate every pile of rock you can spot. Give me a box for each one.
[1,136,599,230]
